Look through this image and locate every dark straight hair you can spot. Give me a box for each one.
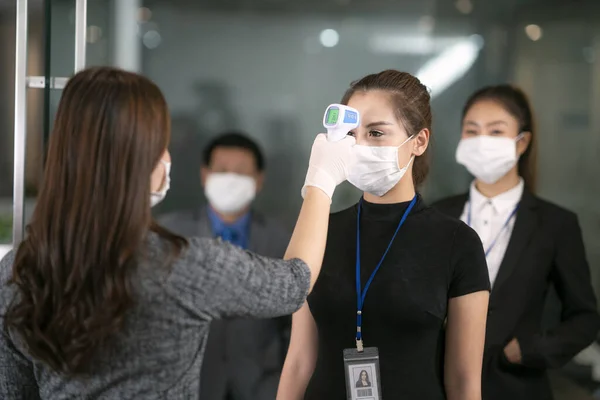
[462,84,538,192]
[203,132,265,171]
[5,67,187,375]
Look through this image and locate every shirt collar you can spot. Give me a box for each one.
[207,206,252,235]
[469,178,524,215]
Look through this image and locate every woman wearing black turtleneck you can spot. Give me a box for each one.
[277,70,491,400]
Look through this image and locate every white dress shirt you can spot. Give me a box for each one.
[459,179,524,287]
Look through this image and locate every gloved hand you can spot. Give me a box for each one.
[301,134,356,201]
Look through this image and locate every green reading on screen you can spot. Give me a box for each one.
[326,108,339,125]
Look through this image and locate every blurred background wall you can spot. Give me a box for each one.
[1,0,600,395]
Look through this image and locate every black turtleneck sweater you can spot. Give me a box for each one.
[305,195,490,399]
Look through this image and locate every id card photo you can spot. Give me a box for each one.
[348,363,380,400]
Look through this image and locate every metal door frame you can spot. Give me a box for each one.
[12,0,87,246]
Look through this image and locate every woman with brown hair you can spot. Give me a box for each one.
[277,70,490,399]
[433,84,600,400]
[0,67,355,399]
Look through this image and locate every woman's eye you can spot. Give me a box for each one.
[369,130,384,137]
[347,131,356,137]
[490,130,504,135]
[464,130,478,135]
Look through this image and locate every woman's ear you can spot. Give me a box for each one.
[150,150,170,192]
[517,131,532,156]
[412,128,430,156]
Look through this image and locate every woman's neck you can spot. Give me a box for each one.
[475,168,521,198]
[363,176,416,204]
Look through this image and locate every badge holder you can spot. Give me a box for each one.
[343,345,382,400]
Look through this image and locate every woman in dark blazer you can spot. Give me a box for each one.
[433,84,600,400]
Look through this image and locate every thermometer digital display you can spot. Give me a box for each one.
[323,104,360,142]
[325,108,340,125]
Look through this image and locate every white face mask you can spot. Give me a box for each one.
[205,172,257,214]
[347,135,415,197]
[455,134,524,184]
[151,160,171,207]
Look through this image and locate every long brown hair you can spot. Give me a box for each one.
[462,85,538,192]
[5,67,187,375]
[342,70,433,186]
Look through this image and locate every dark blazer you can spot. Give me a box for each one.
[159,207,291,400]
[433,191,600,400]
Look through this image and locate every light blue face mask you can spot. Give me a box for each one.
[151,160,170,207]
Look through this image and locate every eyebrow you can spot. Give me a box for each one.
[365,121,394,128]
[464,120,508,127]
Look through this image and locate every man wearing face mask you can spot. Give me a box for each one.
[160,132,291,400]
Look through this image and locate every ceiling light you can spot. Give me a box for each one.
[319,29,340,48]
[525,24,543,41]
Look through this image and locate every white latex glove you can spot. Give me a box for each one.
[301,134,356,201]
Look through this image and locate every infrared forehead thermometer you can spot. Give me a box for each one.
[323,104,360,142]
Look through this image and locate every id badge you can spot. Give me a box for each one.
[343,347,382,400]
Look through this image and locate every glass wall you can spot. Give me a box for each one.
[141,0,489,228]
[5,0,595,286]
[2,0,600,395]
[0,1,15,259]
[511,5,600,294]
[0,0,122,255]
[0,0,47,258]
[134,1,600,292]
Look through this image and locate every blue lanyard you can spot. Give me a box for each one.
[466,200,519,257]
[355,195,417,351]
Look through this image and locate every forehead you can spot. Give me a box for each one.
[210,146,257,167]
[347,90,396,121]
[464,100,519,124]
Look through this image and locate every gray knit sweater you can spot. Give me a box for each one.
[0,233,310,399]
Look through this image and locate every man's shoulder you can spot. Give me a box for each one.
[158,209,197,226]
[249,211,291,257]
[158,208,206,236]
[252,211,290,236]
